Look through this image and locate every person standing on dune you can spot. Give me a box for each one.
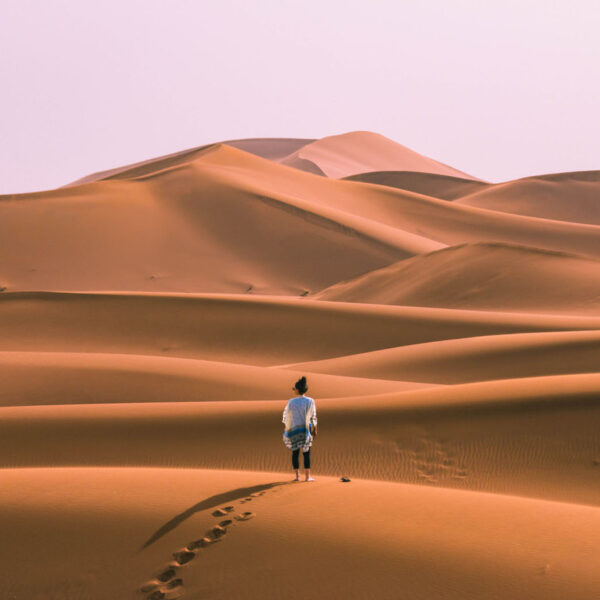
[282,376,318,482]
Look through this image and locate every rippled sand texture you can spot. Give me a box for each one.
[1,131,599,600]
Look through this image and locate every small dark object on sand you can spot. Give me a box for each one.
[341,477,351,482]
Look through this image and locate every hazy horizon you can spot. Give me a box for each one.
[1,0,599,194]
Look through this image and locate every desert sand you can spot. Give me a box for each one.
[0,131,598,599]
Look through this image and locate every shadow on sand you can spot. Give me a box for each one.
[140,480,290,551]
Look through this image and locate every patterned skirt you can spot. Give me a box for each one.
[283,425,313,452]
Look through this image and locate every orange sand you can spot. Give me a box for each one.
[0,131,598,600]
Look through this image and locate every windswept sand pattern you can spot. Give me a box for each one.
[1,131,599,600]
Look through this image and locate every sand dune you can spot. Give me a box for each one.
[1,373,598,505]
[455,170,600,225]
[4,143,600,299]
[281,330,600,384]
[344,170,489,199]
[0,350,428,408]
[2,131,599,599]
[2,144,446,294]
[2,468,597,600]
[278,131,482,179]
[66,130,477,186]
[314,242,600,314]
[4,291,600,366]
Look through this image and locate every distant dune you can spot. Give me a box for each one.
[282,330,600,384]
[278,131,483,179]
[314,242,600,314]
[455,170,600,225]
[1,131,598,600]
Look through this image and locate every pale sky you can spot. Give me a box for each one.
[1,0,599,193]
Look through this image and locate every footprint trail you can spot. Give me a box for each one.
[137,482,285,598]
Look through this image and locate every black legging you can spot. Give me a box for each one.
[292,448,311,469]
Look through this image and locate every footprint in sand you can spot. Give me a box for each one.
[157,567,178,583]
[145,585,183,600]
[146,590,182,600]
[164,578,183,590]
[186,537,215,551]
[172,549,196,565]
[452,469,469,480]
[210,525,227,539]
[140,566,180,594]
[409,435,468,483]
[212,505,234,516]
[218,519,233,527]
[140,581,161,594]
[235,511,255,521]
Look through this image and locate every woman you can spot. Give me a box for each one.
[282,376,318,482]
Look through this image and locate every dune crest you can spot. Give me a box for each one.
[278,130,483,179]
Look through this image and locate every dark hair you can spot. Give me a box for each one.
[294,376,308,394]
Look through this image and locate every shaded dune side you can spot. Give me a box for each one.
[278,131,482,180]
[163,145,600,260]
[0,145,442,295]
[0,351,430,408]
[223,137,315,160]
[313,242,600,314]
[327,179,600,259]
[0,374,598,505]
[455,170,600,225]
[344,170,489,199]
[190,147,600,258]
[3,292,600,366]
[280,330,600,384]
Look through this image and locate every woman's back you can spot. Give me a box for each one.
[285,395,315,427]
[283,376,317,481]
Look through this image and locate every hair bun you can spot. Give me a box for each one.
[294,376,308,394]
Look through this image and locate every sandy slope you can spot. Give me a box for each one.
[455,170,600,225]
[278,131,482,179]
[1,144,444,294]
[1,468,597,600]
[3,291,600,365]
[1,131,599,600]
[314,242,600,314]
[0,351,429,408]
[0,373,598,505]
[280,330,600,384]
[65,143,215,186]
